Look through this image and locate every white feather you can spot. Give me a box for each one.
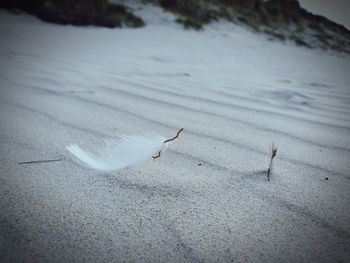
[66,135,166,171]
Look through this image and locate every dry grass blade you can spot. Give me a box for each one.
[18,158,62,165]
[267,143,277,181]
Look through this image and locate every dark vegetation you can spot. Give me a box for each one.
[153,0,350,53]
[0,0,144,28]
[1,0,349,53]
[155,0,349,33]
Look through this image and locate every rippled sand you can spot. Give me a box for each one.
[1,5,350,262]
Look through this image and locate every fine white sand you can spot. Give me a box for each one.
[0,4,350,262]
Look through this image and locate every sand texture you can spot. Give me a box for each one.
[1,5,350,262]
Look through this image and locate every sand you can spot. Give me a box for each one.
[0,4,350,262]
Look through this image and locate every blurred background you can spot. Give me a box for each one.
[299,0,349,30]
[0,0,349,54]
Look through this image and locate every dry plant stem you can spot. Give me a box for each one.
[267,144,277,181]
[164,128,184,143]
[153,151,161,159]
[152,128,184,159]
[18,158,62,165]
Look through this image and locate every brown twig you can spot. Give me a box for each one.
[152,151,161,159]
[267,143,277,181]
[152,128,184,159]
[18,158,62,165]
[164,128,184,143]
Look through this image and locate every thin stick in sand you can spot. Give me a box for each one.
[18,158,62,165]
[267,143,277,181]
[152,128,184,159]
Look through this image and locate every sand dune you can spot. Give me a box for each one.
[0,5,350,262]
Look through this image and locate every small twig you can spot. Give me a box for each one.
[18,158,62,165]
[152,128,184,159]
[164,128,184,143]
[267,143,277,181]
[152,151,161,159]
